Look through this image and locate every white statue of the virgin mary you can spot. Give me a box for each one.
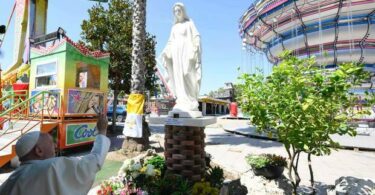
[161,2,202,118]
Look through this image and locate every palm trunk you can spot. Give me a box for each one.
[122,0,150,152]
[130,0,146,94]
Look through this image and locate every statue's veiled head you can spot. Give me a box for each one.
[173,2,189,23]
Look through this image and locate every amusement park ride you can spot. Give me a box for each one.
[239,0,375,85]
[239,0,375,120]
[0,0,110,167]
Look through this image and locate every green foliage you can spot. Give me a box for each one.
[150,174,192,195]
[145,155,166,174]
[238,51,371,156]
[239,51,373,192]
[81,0,157,94]
[246,154,270,169]
[266,154,287,167]
[81,0,157,128]
[205,166,225,189]
[233,83,243,102]
[246,154,287,169]
[192,181,220,195]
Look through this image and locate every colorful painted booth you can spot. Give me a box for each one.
[29,37,109,150]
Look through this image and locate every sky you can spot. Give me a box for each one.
[0,0,271,95]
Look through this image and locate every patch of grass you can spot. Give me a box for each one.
[93,160,123,187]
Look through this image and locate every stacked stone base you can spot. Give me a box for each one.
[164,125,205,182]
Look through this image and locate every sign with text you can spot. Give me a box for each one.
[66,123,98,146]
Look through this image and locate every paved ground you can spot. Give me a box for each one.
[205,127,375,185]
[223,122,375,150]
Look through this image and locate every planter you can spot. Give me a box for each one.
[252,165,284,179]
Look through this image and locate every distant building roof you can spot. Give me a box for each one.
[199,96,230,105]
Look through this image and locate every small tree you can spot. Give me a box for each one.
[238,51,372,194]
[81,0,156,131]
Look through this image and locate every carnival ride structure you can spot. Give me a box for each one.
[240,0,375,110]
[239,0,375,149]
[239,0,375,68]
[0,0,109,167]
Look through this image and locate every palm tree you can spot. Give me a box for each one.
[122,0,150,152]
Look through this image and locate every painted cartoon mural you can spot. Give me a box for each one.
[68,89,104,114]
[30,89,60,115]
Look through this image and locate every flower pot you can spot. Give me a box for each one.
[252,165,284,179]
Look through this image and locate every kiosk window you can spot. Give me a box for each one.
[36,62,57,87]
[76,62,101,89]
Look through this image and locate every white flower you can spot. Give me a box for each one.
[145,164,155,177]
[118,159,134,174]
[131,162,142,171]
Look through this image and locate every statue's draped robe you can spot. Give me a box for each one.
[163,19,202,111]
[0,135,110,195]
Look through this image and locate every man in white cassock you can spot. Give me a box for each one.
[0,112,110,195]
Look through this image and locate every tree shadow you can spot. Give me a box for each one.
[331,176,375,195]
[297,177,374,195]
[149,124,283,148]
[148,124,165,134]
[274,175,293,194]
[227,179,248,195]
[298,182,335,195]
[205,132,283,149]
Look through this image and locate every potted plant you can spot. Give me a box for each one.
[246,154,287,179]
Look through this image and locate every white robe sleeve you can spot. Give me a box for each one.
[49,135,110,194]
[0,135,110,195]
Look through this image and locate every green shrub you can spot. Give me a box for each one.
[238,51,373,193]
[145,155,166,174]
[246,154,287,169]
[265,154,287,167]
[192,181,219,195]
[205,166,224,189]
[246,154,269,169]
[150,174,192,195]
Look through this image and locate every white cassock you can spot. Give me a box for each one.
[0,135,110,195]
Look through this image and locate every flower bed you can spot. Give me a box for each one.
[96,150,225,195]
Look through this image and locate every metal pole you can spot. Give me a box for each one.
[0,65,2,100]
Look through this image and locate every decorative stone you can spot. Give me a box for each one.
[240,169,293,195]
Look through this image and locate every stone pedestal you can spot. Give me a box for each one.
[163,117,216,182]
